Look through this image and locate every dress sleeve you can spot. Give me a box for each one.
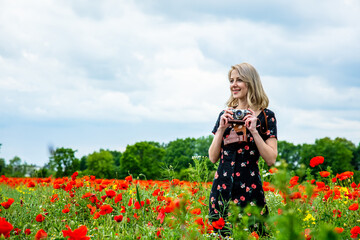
[262,109,277,141]
[212,111,224,135]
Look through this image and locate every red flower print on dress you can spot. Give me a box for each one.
[236,172,240,177]
[240,196,245,201]
[245,145,249,150]
[251,184,257,189]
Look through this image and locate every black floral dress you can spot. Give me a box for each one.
[208,108,277,223]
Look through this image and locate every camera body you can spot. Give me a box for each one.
[228,109,251,123]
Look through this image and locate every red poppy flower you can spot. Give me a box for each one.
[212,217,225,229]
[195,217,204,226]
[316,182,325,188]
[71,172,78,181]
[120,206,126,213]
[251,231,259,239]
[332,209,341,218]
[289,176,299,187]
[25,229,31,235]
[105,190,116,199]
[191,208,201,215]
[156,208,165,224]
[289,192,302,200]
[0,217,13,238]
[1,198,14,209]
[14,228,21,235]
[350,226,360,238]
[99,204,113,215]
[336,171,354,181]
[62,225,90,240]
[50,194,59,203]
[62,208,70,214]
[114,193,123,203]
[349,203,359,211]
[114,215,123,222]
[35,229,47,240]
[334,227,344,233]
[134,201,144,209]
[319,171,330,177]
[269,168,278,174]
[133,213,140,220]
[27,181,36,188]
[93,212,100,219]
[125,175,133,182]
[309,156,324,168]
[35,214,45,222]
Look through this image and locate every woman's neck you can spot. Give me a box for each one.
[236,99,249,109]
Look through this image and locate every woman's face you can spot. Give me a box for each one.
[229,69,248,100]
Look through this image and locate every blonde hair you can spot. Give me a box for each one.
[226,63,269,110]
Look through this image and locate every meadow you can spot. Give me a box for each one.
[0,156,359,239]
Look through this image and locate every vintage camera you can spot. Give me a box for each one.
[228,109,251,123]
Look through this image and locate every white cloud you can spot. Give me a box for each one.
[0,0,359,164]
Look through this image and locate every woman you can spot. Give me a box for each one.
[208,63,277,235]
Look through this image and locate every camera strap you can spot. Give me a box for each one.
[256,109,268,135]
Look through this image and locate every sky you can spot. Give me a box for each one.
[0,0,359,166]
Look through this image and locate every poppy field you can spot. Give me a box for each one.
[1,156,360,239]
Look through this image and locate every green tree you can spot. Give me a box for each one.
[353,143,360,170]
[108,150,122,167]
[0,158,6,175]
[300,137,355,174]
[49,147,79,177]
[120,142,165,179]
[80,156,88,171]
[7,156,25,177]
[163,138,196,171]
[194,135,213,157]
[86,149,115,179]
[277,141,302,170]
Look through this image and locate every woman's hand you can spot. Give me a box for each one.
[219,108,234,130]
[243,108,258,134]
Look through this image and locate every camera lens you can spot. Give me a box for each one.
[235,110,244,119]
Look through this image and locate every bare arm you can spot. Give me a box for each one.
[250,133,277,166]
[208,127,226,164]
[208,109,234,164]
[243,109,278,166]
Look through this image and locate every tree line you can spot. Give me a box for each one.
[1,137,360,181]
